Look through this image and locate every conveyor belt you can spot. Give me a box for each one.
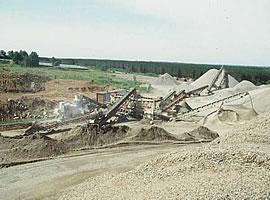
[162,90,186,111]
[186,85,208,96]
[160,90,176,109]
[177,91,249,120]
[207,65,224,93]
[98,88,136,125]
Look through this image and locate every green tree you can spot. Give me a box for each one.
[133,74,137,87]
[19,50,29,66]
[12,51,23,64]
[7,50,14,59]
[22,56,31,67]
[51,57,60,66]
[0,50,7,59]
[19,50,28,58]
[29,52,39,67]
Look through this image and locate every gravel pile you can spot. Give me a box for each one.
[219,111,270,145]
[151,73,179,90]
[59,112,270,200]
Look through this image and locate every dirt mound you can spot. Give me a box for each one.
[151,73,179,89]
[60,124,130,148]
[180,126,219,141]
[0,133,68,163]
[130,126,178,141]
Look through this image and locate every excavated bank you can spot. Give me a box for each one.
[60,124,130,149]
[0,123,219,166]
[0,133,68,164]
[0,96,55,121]
[0,70,48,93]
[179,126,219,141]
[129,126,179,141]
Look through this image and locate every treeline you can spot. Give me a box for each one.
[0,50,39,67]
[40,57,270,85]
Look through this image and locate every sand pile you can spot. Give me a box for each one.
[129,126,178,141]
[216,109,239,122]
[0,133,68,164]
[179,126,219,141]
[243,87,270,113]
[59,112,270,199]
[203,106,257,127]
[151,73,179,90]
[172,82,193,93]
[60,124,130,148]
[210,80,255,100]
[234,80,256,91]
[191,69,239,89]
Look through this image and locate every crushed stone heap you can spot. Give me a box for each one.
[151,73,179,88]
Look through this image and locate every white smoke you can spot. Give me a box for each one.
[56,95,89,119]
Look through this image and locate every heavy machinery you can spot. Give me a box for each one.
[176,91,250,121]
[161,85,208,113]
[96,88,137,125]
[207,65,231,94]
[23,66,235,134]
[25,88,137,134]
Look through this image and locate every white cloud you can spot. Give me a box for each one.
[1,0,270,65]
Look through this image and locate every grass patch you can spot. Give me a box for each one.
[0,63,148,92]
[0,118,35,125]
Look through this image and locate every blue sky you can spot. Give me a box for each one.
[1,0,270,66]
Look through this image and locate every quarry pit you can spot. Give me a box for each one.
[1,66,270,199]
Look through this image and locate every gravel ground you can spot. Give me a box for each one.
[59,112,270,200]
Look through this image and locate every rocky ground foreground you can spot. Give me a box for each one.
[59,112,270,199]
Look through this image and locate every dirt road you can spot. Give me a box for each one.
[0,144,186,200]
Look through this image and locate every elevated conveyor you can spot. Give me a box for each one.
[98,88,136,125]
[161,85,208,112]
[176,91,249,120]
[207,65,224,93]
[160,90,176,109]
[162,90,186,112]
